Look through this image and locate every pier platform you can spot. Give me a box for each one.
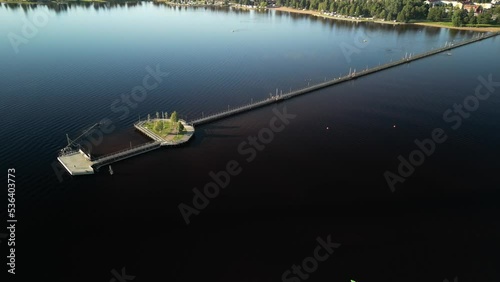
[57,150,95,175]
[58,119,194,175]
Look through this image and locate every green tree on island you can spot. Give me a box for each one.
[170,111,178,123]
[178,121,184,133]
[154,120,163,132]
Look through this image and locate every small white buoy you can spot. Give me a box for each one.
[393,124,396,128]
[326,126,329,130]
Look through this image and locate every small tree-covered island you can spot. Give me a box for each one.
[57,111,194,176]
[135,111,195,145]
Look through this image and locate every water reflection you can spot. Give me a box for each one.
[1,0,146,13]
[1,0,483,43]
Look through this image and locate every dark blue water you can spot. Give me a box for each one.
[1,2,500,282]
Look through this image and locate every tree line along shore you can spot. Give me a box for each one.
[245,0,499,28]
[2,0,499,31]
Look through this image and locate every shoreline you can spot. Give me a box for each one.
[0,0,108,3]
[153,0,229,7]
[273,6,500,32]
[411,22,500,32]
[2,1,498,32]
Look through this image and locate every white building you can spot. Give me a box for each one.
[424,0,444,6]
[474,2,493,9]
[440,0,462,7]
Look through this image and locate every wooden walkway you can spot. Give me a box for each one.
[59,32,499,175]
[189,32,499,126]
[92,141,161,170]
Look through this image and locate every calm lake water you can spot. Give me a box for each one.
[1,2,500,281]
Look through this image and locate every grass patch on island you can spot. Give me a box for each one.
[142,111,187,141]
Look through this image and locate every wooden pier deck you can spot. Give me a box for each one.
[58,32,499,175]
[189,32,499,126]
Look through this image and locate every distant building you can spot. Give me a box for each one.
[441,1,463,8]
[474,2,493,9]
[424,0,444,6]
[464,4,482,12]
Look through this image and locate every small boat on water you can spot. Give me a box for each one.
[109,165,113,175]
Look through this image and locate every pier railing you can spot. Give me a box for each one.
[189,32,498,126]
[92,140,161,169]
[133,121,164,142]
[58,32,498,174]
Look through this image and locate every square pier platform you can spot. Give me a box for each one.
[58,150,95,175]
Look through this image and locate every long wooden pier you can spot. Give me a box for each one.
[59,32,498,175]
[189,32,499,126]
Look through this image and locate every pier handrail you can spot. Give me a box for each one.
[58,32,499,175]
[93,140,160,164]
[188,32,498,126]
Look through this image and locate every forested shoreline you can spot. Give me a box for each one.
[2,0,499,27]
